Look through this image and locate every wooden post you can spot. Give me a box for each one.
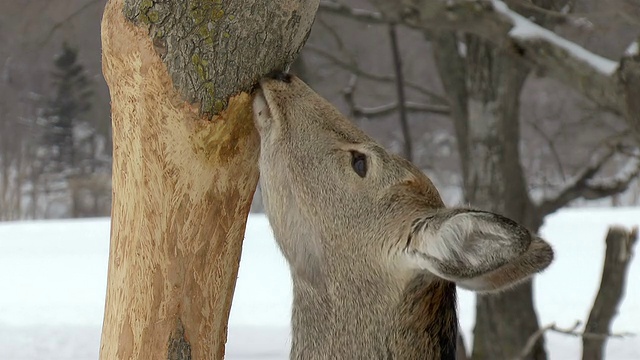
[99,0,318,358]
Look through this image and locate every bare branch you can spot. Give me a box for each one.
[355,102,450,117]
[340,75,449,119]
[315,15,352,59]
[38,0,102,46]
[318,1,386,24]
[537,149,615,215]
[523,117,567,182]
[305,45,449,104]
[536,149,640,216]
[515,320,636,360]
[514,321,579,360]
[388,24,412,162]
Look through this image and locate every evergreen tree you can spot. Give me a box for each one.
[41,41,93,176]
[36,41,112,218]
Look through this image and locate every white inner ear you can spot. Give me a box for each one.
[417,212,518,269]
[440,212,512,265]
[421,223,460,262]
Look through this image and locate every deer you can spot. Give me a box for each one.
[252,71,554,360]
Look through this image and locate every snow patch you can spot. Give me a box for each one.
[625,41,639,57]
[1,209,639,359]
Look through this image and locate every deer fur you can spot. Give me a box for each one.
[252,72,554,360]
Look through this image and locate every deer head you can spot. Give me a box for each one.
[252,72,553,359]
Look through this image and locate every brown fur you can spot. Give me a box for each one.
[253,74,553,359]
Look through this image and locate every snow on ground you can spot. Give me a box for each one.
[0,208,639,359]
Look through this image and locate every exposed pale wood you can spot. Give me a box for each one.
[99,0,318,358]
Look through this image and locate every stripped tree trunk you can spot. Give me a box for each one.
[99,0,318,359]
[582,226,638,360]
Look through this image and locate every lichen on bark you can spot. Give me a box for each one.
[123,0,318,115]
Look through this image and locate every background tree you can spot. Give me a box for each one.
[301,1,640,359]
[41,42,93,177]
[0,0,111,220]
[36,42,110,218]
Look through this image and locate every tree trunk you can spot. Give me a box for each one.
[432,32,546,360]
[464,38,545,360]
[582,226,638,360]
[463,38,545,360]
[99,0,318,359]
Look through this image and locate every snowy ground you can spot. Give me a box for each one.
[0,208,639,359]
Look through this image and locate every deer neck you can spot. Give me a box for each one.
[288,273,458,360]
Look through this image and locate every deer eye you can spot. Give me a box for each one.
[350,151,368,178]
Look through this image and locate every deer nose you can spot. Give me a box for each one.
[267,70,292,83]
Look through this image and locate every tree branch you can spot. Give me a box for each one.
[318,0,386,24]
[340,75,449,119]
[38,0,102,46]
[355,102,450,117]
[536,149,640,216]
[305,45,449,104]
[388,24,412,162]
[582,226,639,360]
[504,0,570,26]
[537,150,614,215]
[515,320,636,360]
[523,117,567,182]
[367,0,640,139]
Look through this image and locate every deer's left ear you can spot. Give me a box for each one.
[404,209,554,292]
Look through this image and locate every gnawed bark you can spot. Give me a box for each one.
[582,226,638,360]
[124,0,318,114]
[99,0,318,359]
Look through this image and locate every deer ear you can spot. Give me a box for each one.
[405,209,554,292]
[457,236,554,292]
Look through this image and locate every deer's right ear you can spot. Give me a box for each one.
[403,209,554,292]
